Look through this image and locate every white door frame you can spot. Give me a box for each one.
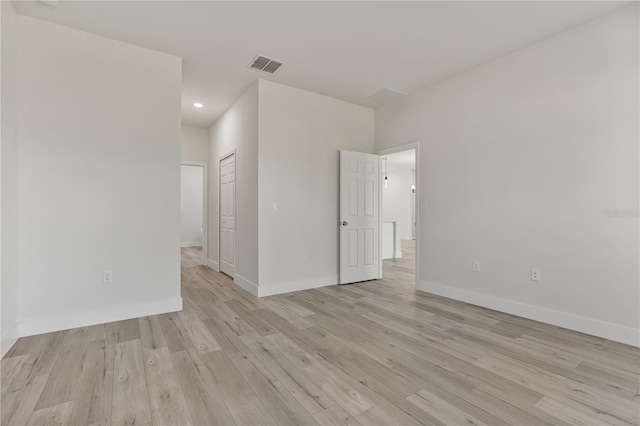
[181,161,208,265]
[376,142,421,288]
[218,150,236,276]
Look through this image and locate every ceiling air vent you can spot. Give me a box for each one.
[366,87,408,107]
[249,55,283,74]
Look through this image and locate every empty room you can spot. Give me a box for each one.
[1,1,638,425]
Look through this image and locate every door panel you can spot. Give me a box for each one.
[364,180,374,216]
[340,150,380,284]
[347,229,358,268]
[220,154,236,278]
[348,179,358,216]
[364,228,374,266]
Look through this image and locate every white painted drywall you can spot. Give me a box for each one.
[1,0,19,356]
[181,125,209,163]
[208,82,259,291]
[258,80,374,295]
[181,165,203,246]
[16,17,182,335]
[375,5,639,345]
[382,168,413,240]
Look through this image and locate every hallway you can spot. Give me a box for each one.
[382,239,415,288]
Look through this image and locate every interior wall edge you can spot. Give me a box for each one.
[16,297,183,339]
[258,274,339,298]
[0,323,20,358]
[234,273,259,297]
[418,280,640,347]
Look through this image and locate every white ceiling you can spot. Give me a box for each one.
[13,1,629,128]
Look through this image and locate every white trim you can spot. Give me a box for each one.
[1,322,20,358]
[207,258,219,272]
[181,161,208,266]
[377,142,420,288]
[417,280,640,347]
[394,251,403,259]
[377,156,383,279]
[181,241,203,248]
[234,273,259,296]
[18,297,183,338]
[258,275,338,297]
[183,161,207,166]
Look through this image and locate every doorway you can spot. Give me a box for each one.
[219,152,236,278]
[377,143,419,288]
[180,162,208,266]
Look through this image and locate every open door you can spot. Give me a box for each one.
[339,150,380,284]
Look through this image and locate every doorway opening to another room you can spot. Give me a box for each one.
[378,144,419,289]
[180,162,208,267]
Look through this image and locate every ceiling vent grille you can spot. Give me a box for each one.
[249,55,283,74]
[366,87,408,106]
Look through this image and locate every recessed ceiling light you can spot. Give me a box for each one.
[193,103,203,108]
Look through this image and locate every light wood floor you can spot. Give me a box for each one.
[2,246,639,426]
[383,239,416,279]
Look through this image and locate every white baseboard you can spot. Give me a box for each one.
[18,297,183,339]
[417,280,639,347]
[206,258,219,272]
[181,241,203,247]
[259,275,338,297]
[1,322,20,358]
[234,274,259,296]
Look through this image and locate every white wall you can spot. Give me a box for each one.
[181,165,203,246]
[382,168,413,240]
[16,17,183,337]
[181,125,209,163]
[208,82,259,290]
[1,0,19,356]
[375,5,639,345]
[258,80,374,296]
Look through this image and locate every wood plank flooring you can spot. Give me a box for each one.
[2,244,639,425]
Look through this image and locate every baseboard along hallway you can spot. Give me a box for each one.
[1,247,638,425]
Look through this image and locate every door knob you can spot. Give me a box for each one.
[341,221,348,226]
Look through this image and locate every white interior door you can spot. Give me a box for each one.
[339,150,380,284]
[220,153,236,278]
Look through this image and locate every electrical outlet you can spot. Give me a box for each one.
[472,261,480,272]
[271,202,277,212]
[301,252,308,262]
[530,268,541,282]
[103,270,113,284]
[420,203,429,213]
